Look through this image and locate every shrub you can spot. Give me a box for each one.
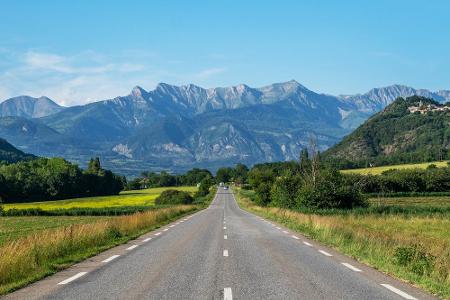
[270,173,302,209]
[254,182,272,206]
[297,169,367,209]
[154,190,194,205]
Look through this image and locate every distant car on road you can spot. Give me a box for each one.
[223,186,228,190]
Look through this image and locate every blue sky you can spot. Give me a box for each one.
[1,0,449,106]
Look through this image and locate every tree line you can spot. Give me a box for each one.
[0,157,125,203]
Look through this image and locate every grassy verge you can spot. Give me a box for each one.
[4,186,197,210]
[0,205,199,295]
[235,189,450,299]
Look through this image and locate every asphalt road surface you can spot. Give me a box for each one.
[6,187,436,300]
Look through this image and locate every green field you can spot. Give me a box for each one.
[342,160,449,175]
[3,186,197,211]
[369,195,450,207]
[0,216,111,246]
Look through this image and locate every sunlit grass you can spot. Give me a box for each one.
[0,216,111,246]
[341,160,449,175]
[3,186,197,210]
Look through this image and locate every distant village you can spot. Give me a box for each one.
[408,101,450,114]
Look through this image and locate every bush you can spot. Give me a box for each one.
[155,190,194,205]
[254,182,272,206]
[270,173,302,209]
[297,169,367,209]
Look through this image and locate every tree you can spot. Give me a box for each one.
[216,167,234,183]
[233,163,249,184]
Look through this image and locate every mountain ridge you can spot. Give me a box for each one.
[1,81,449,175]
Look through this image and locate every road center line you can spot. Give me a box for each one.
[102,255,120,263]
[223,226,227,229]
[318,250,333,257]
[303,241,313,246]
[223,250,229,257]
[380,284,417,299]
[57,272,88,285]
[126,245,138,251]
[224,287,233,300]
[142,237,152,242]
[224,235,227,239]
[291,235,300,240]
[341,262,362,272]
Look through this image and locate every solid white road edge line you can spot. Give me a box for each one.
[318,250,333,257]
[126,245,138,251]
[224,287,233,300]
[223,250,229,257]
[341,262,362,272]
[303,241,313,247]
[102,255,120,263]
[380,284,417,300]
[57,272,88,285]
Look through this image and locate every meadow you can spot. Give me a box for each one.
[369,195,450,207]
[3,186,197,210]
[342,160,449,175]
[236,189,450,298]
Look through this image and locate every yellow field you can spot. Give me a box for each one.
[4,186,197,210]
[341,160,449,175]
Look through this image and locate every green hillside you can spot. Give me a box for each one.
[323,96,450,168]
[0,138,35,163]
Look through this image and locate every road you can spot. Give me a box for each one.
[6,187,435,300]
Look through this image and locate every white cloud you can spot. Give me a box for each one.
[193,67,227,80]
[0,49,229,105]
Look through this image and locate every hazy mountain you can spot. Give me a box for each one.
[1,81,449,175]
[0,96,64,118]
[323,96,450,168]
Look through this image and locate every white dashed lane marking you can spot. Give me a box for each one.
[102,255,120,263]
[381,284,417,299]
[341,262,362,272]
[154,232,162,236]
[318,250,333,257]
[224,235,228,240]
[291,235,300,240]
[58,272,88,285]
[142,238,152,242]
[126,245,138,251]
[303,241,313,247]
[224,287,233,300]
[223,250,229,257]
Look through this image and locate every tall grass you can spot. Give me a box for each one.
[237,190,450,298]
[0,205,198,294]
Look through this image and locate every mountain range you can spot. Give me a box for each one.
[1,81,449,175]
